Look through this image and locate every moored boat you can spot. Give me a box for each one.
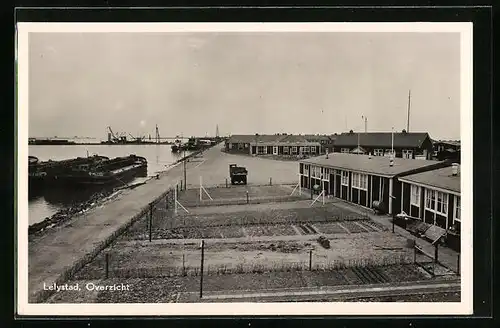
[54,154,148,186]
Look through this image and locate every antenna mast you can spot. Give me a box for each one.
[406,89,411,132]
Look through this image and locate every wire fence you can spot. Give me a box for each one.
[74,247,415,282]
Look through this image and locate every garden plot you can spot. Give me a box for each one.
[314,223,349,234]
[244,225,298,237]
[76,232,417,281]
[119,202,371,241]
[177,185,303,207]
[339,221,372,233]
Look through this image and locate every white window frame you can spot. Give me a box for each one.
[454,195,461,223]
[402,149,413,159]
[273,146,278,155]
[360,174,367,190]
[410,185,420,206]
[436,191,448,215]
[310,146,316,154]
[352,172,368,191]
[425,189,436,211]
[341,148,350,153]
[283,146,289,154]
[341,171,349,186]
[291,146,298,155]
[373,149,384,156]
[302,146,310,154]
[425,188,448,216]
[352,172,360,188]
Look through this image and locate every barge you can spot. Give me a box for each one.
[60,154,148,186]
[29,155,109,191]
[28,154,147,188]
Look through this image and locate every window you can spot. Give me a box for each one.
[311,146,316,154]
[283,146,289,154]
[373,149,384,156]
[304,164,310,175]
[360,174,368,190]
[341,171,349,186]
[273,146,278,155]
[257,146,265,154]
[291,146,298,154]
[311,166,322,178]
[425,189,436,210]
[341,148,350,153]
[425,189,448,215]
[410,185,420,206]
[402,149,413,159]
[352,173,360,188]
[454,196,461,222]
[352,173,368,190]
[436,191,448,215]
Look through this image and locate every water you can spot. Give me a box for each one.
[28,144,192,225]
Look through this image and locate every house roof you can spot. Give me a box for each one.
[334,132,430,148]
[300,152,448,177]
[227,134,281,144]
[399,166,460,193]
[434,140,461,147]
[304,134,333,142]
[227,134,321,145]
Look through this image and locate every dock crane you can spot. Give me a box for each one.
[155,124,160,144]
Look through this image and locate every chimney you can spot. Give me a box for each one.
[452,163,459,176]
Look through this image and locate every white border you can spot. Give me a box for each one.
[17,22,473,316]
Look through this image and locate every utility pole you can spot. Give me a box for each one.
[183,148,187,189]
[407,89,411,132]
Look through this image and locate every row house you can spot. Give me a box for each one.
[298,153,450,216]
[333,131,434,160]
[304,134,337,154]
[398,164,461,251]
[225,134,322,156]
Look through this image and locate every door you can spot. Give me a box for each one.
[273,146,278,155]
[335,172,341,198]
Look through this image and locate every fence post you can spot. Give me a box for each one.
[105,253,109,279]
[309,250,313,271]
[149,203,153,242]
[434,243,439,264]
[270,177,272,186]
[200,240,205,299]
[183,254,186,276]
[246,191,249,204]
[413,245,417,263]
[176,183,179,195]
[225,178,228,188]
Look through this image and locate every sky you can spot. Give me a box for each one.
[28,31,461,140]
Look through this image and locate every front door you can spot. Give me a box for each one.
[273,146,278,155]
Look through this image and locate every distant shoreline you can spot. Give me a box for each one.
[29,143,175,146]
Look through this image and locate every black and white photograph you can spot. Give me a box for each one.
[16,22,473,316]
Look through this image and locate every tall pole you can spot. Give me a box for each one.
[391,127,394,156]
[199,240,205,298]
[407,89,411,132]
[183,149,187,189]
